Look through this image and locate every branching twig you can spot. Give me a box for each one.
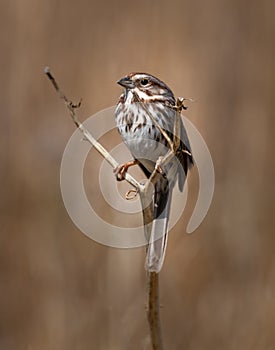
[44,67,141,190]
[44,68,191,350]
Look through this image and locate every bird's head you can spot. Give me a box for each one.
[117,72,175,103]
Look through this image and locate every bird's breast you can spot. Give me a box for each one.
[115,102,174,166]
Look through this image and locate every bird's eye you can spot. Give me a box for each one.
[140,79,149,86]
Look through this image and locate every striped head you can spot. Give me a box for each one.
[117,72,176,105]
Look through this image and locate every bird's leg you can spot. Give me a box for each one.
[154,156,165,175]
[114,159,139,181]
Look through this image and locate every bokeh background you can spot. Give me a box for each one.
[1,0,274,349]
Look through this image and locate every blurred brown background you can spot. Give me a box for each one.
[1,0,274,349]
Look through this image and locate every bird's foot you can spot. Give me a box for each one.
[114,160,138,181]
[155,156,164,175]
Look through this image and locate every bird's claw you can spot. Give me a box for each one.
[114,164,127,181]
[155,156,164,174]
[114,160,138,181]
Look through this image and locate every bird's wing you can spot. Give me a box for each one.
[177,117,194,191]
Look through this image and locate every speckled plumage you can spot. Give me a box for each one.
[115,73,193,272]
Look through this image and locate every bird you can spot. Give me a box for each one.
[115,72,193,273]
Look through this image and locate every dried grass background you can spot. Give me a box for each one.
[1,0,274,349]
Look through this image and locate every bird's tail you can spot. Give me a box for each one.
[145,176,172,273]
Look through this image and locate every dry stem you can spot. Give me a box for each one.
[147,272,163,350]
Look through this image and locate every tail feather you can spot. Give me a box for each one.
[143,149,191,273]
[145,178,172,273]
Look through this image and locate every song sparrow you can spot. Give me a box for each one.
[115,73,193,272]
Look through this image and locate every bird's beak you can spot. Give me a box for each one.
[117,76,134,89]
